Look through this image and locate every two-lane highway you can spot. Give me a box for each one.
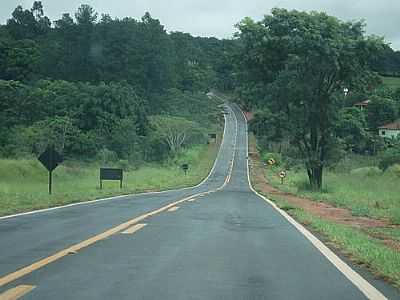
[0,103,398,299]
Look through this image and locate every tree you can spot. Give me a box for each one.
[10,116,79,155]
[0,39,39,81]
[6,2,50,40]
[236,8,384,189]
[366,95,397,130]
[73,5,98,81]
[150,116,202,155]
[335,107,369,152]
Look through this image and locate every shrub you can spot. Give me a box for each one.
[97,148,118,165]
[379,148,400,171]
[262,152,282,166]
[116,160,130,171]
[350,167,381,177]
[387,164,400,177]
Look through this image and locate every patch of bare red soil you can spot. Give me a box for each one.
[243,111,254,121]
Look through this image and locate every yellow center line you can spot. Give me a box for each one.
[0,194,194,288]
[121,223,147,234]
[0,105,239,289]
[0,285,35,300]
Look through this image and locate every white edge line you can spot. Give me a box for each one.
[0,101,229,221]
[237,104,387,300]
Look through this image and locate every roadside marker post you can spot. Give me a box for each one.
[100,168,123,189]
[38,145,63,195]
[279,170,287,184]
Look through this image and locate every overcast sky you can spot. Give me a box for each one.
[1,0,399,49]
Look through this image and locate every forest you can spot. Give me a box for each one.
[0,2,236,163]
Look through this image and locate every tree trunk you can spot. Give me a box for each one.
[307,165,323,190]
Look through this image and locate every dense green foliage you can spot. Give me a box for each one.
[235,9,385,189]
[0,3,235,92]
[372,44,400,77]
[235,9,400,190]
[0,2,234,163]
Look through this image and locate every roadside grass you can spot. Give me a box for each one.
[0,141,219,217]
[381,76,400,90]
[264,162,400,225]
[366,227,400,243]
[256,190,400,287]
[251,134,400,287]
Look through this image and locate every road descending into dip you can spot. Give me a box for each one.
[0,103,397,300]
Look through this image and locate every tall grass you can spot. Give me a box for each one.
[0,142,219,216]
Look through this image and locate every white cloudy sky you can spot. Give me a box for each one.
[1,0,399,49]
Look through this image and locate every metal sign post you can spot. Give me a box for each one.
[38,145,63,195]
[49,170,52,195]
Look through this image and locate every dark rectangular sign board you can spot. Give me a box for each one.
[100,168,123,189]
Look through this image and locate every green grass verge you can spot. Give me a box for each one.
[366,227,400,243]
[264,164,400,224]
[0,142,219,217]
[264,193,400,287]
[382,76,400,90]
[253,134,400,287]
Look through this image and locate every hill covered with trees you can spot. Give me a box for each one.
[0,1,236,163]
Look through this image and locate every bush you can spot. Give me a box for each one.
[262,152,282,166]
[387,164,400,177]
[97,148,118,165]
[116,160,130,171]
[379,148,400,171]
[350,167,381,177]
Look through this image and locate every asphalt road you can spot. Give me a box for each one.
[0,103,399,300]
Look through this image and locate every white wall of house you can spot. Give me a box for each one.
[379,129,400,139]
